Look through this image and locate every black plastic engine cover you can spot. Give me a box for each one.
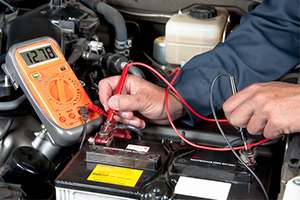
[4,15,61,50]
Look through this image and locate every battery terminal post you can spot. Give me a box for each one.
[239,147,257,166]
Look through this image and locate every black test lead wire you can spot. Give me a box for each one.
[209,73,269,200]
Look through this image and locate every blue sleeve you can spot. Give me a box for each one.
[158,0,300,126]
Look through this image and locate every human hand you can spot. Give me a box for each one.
[223,82,300,139]
[98,74,187,129]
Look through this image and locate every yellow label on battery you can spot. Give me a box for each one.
[87,164,143,187]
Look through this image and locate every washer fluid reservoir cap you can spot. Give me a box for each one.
[189,5,217,19]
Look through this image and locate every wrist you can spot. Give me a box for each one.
[168,90,187,121]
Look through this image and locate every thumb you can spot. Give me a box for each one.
[108,95,119,110]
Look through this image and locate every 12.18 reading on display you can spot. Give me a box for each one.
[19,44,58,67]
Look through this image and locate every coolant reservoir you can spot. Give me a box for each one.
[164,6,229,65]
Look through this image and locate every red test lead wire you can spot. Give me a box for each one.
[105,61,270,150]
[88,104,108,117]
[164,68,270,151]
[123,62,227,122]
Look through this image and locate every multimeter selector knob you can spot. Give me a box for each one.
[49,79,74,102]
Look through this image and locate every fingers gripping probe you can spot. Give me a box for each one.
[96,61,130,141]
[105,63,130,126]
[229,76,248,150]
[95,63,130,146]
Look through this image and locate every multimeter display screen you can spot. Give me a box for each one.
[19,44,58,67]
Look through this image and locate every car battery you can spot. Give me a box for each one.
[55,136,280,200]
[55,137,168,199]
[169,148,274,199]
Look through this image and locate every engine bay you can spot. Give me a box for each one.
[0,0,299,199]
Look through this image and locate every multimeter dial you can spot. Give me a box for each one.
[45,73,82,107]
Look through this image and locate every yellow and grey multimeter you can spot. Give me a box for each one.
[2,37,102,146]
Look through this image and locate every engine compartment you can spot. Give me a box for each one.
[0,0,299,199]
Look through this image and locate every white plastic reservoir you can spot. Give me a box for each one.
[164,6,229,65]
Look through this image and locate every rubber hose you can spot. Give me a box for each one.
[0,94,26,111]
[77,1,98,18]
[88,53,102,61]
[80,0,127,42]
[128,66,145,79]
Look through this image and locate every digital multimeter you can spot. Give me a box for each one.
[2,37,102,146]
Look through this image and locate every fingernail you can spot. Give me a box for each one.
[129,120,138,126]
[109,96,119,109]
[121,112,129,118]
